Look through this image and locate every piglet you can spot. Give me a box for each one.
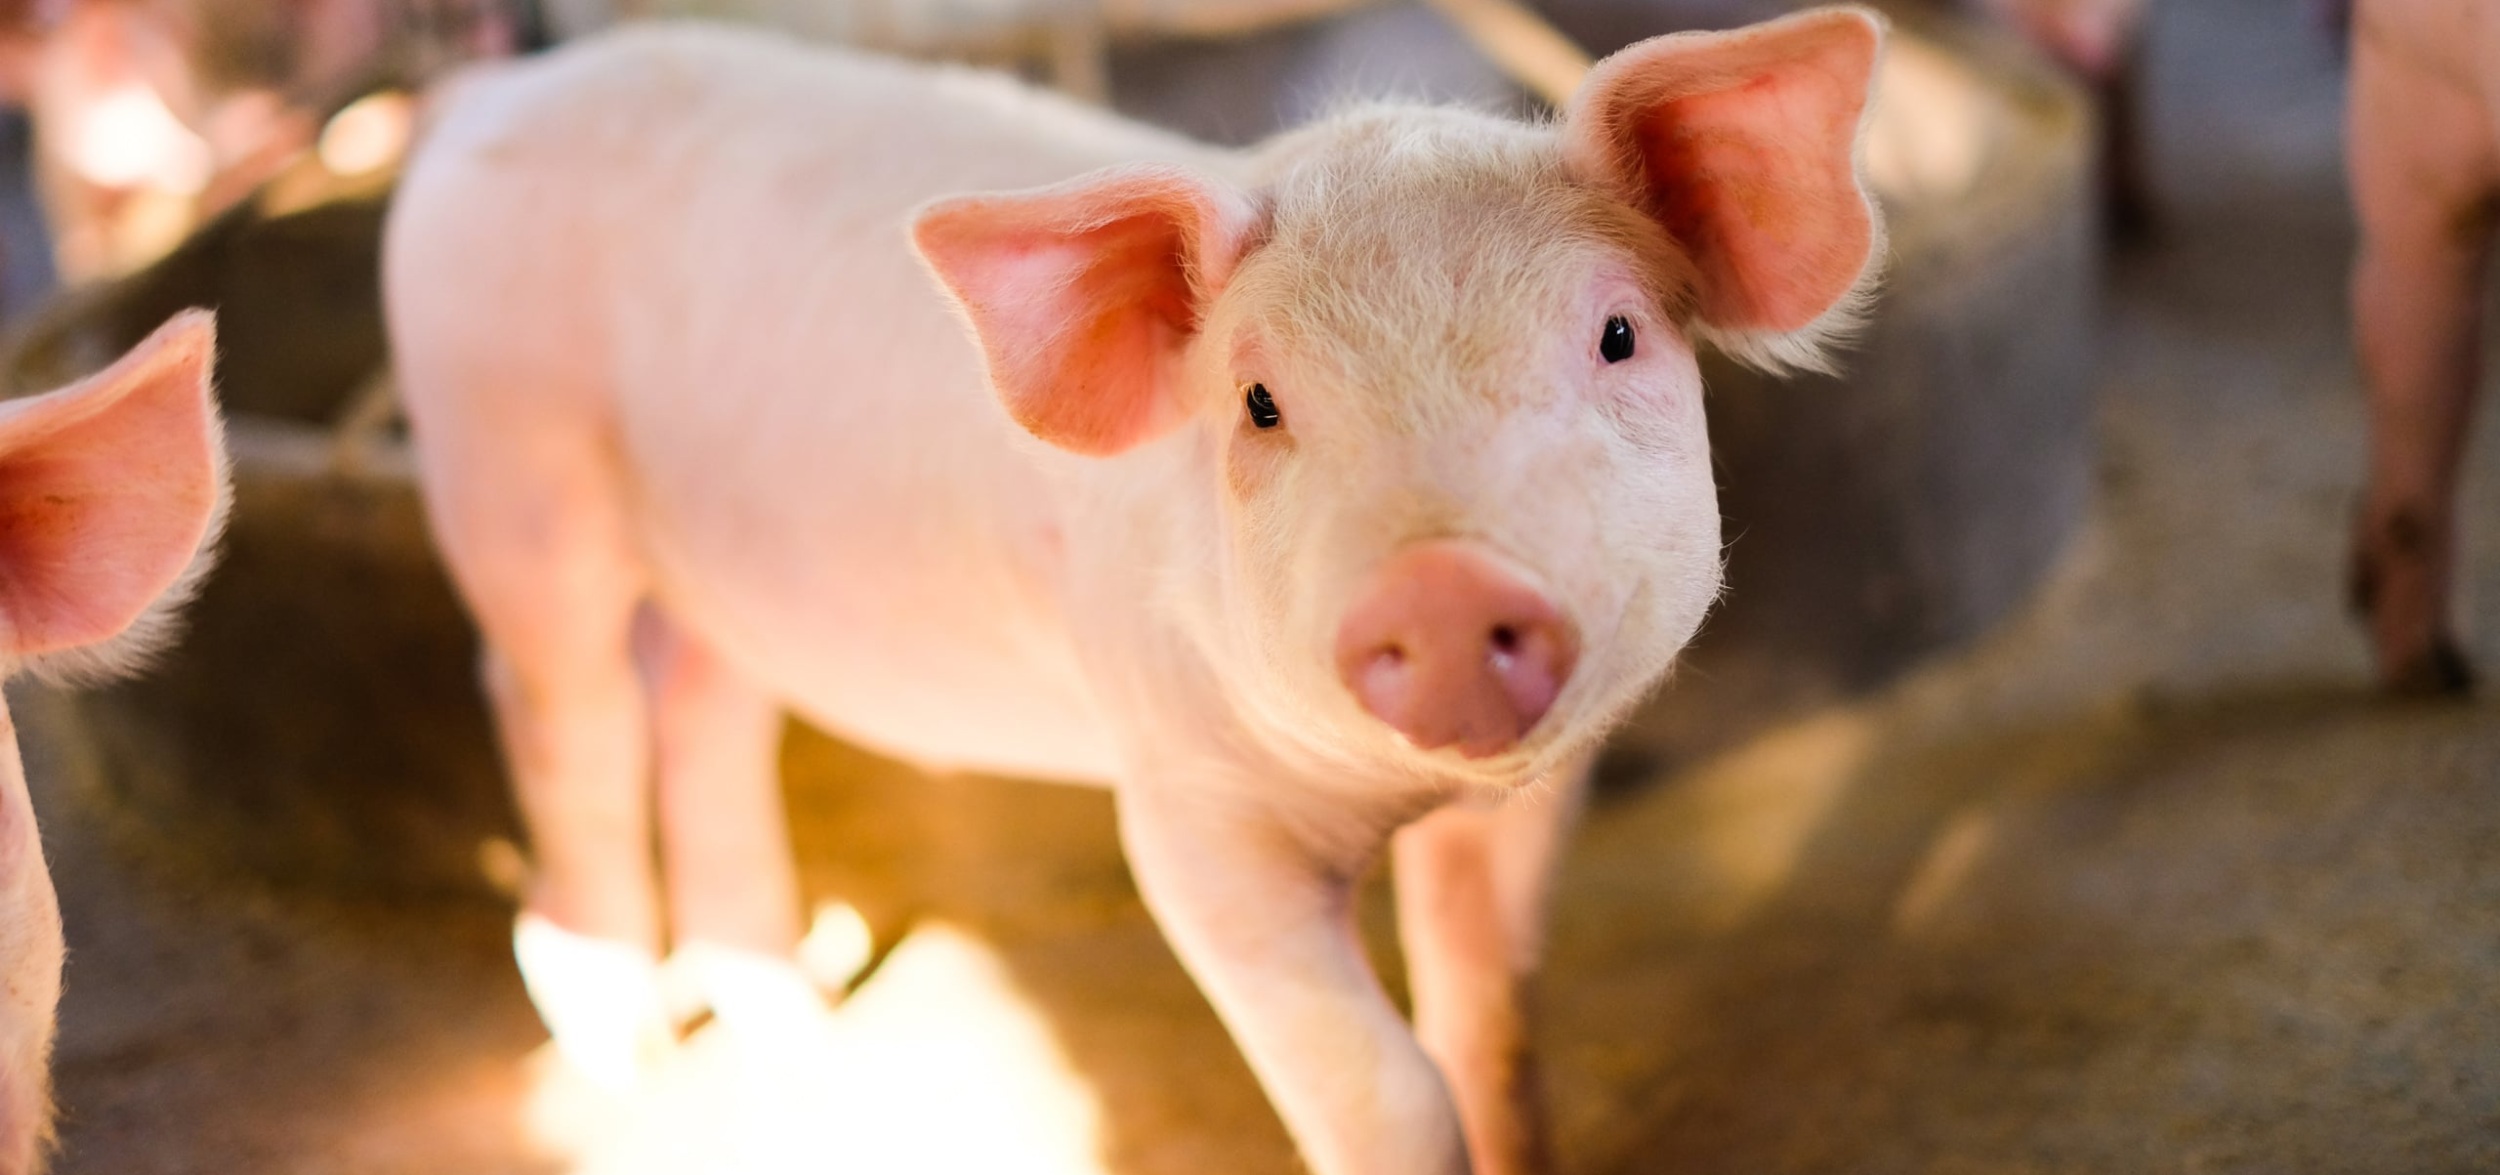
[385,10,1884,1173]
[2344,0,2498,695]
[0,310,227,1172]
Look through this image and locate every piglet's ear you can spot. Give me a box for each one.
[0,310,226,678]
[913,165,1259,456]
[1565,5,1886,372]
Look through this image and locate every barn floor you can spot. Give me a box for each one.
[20,0,2500,1171]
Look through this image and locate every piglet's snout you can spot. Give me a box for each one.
[1334,541,1580,759]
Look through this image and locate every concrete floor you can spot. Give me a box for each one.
[18,0,2500,1171]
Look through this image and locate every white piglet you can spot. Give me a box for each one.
[385,10,1884,1174]
[0,312,228,1174]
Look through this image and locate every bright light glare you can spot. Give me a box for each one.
[523,923,1107,1175]
[667,941,833,1038]
[514,913,675,1093]
[66,83,211,192]
[796,900,875,992]
[1864,40,1993,203]
[317,91,415,177]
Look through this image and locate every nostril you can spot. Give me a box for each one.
[1334,540,1579,756]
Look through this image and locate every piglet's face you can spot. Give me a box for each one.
[1181,133,1725,781]
[918,7,1886,785]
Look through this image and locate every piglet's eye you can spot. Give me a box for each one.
[1600,316,1635,364]
[1244,383,1282,429]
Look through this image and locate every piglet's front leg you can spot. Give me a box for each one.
[1391,762,1589,1175]
[1120,786,1470,1175]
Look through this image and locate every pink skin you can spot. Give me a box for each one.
[386,10,1884,1172]
[0,311,228,1175]
[2344,0,2500,695]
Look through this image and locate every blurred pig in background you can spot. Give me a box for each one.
[2345,0,2499,695]
[0,0,513,289]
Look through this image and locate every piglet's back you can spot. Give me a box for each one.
[385,23,1217,449]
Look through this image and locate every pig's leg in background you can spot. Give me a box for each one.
[2345,27,2498,695]
[1971,0,2156,235]
[638,606,820,1034]
[2096,38,2155,239]
[1121,786,1471,1175]
[415,408,672,1086]
[1391,763,1588,1175]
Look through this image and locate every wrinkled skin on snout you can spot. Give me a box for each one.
[388,10,1884,1175]
[0,312,228,1174]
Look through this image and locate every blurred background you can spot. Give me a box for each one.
[6,0,2497,1172]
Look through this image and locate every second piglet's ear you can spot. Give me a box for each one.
[1565,5,1886,373]
[0,309,226,682]
[913,165,1259,456]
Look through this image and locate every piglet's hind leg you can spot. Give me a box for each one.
[415,403,671,1088]
[639,606,821,1038]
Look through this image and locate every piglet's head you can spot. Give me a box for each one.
[916,7,1884,785]
[0,309,226,1172]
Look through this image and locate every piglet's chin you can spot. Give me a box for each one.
[1359,700,1605,793]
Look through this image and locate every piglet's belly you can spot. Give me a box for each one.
[779,650,1122,786]
[667,572,1125,787]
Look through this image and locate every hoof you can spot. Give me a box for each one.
[513,913,677,1091]
[795,900,875,994]
[2384,638,2477,699]
[665,941,835,1041]
[2348,505,2469,696]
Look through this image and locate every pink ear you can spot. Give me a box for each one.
[1565,6,1885,361]
[0,310,223,661]
[913,165,1258,456]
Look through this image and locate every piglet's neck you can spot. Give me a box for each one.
[1035,421,1225,655]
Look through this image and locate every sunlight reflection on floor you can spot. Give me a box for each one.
[1671,711,1875,927]
[521,923,1109,1175]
